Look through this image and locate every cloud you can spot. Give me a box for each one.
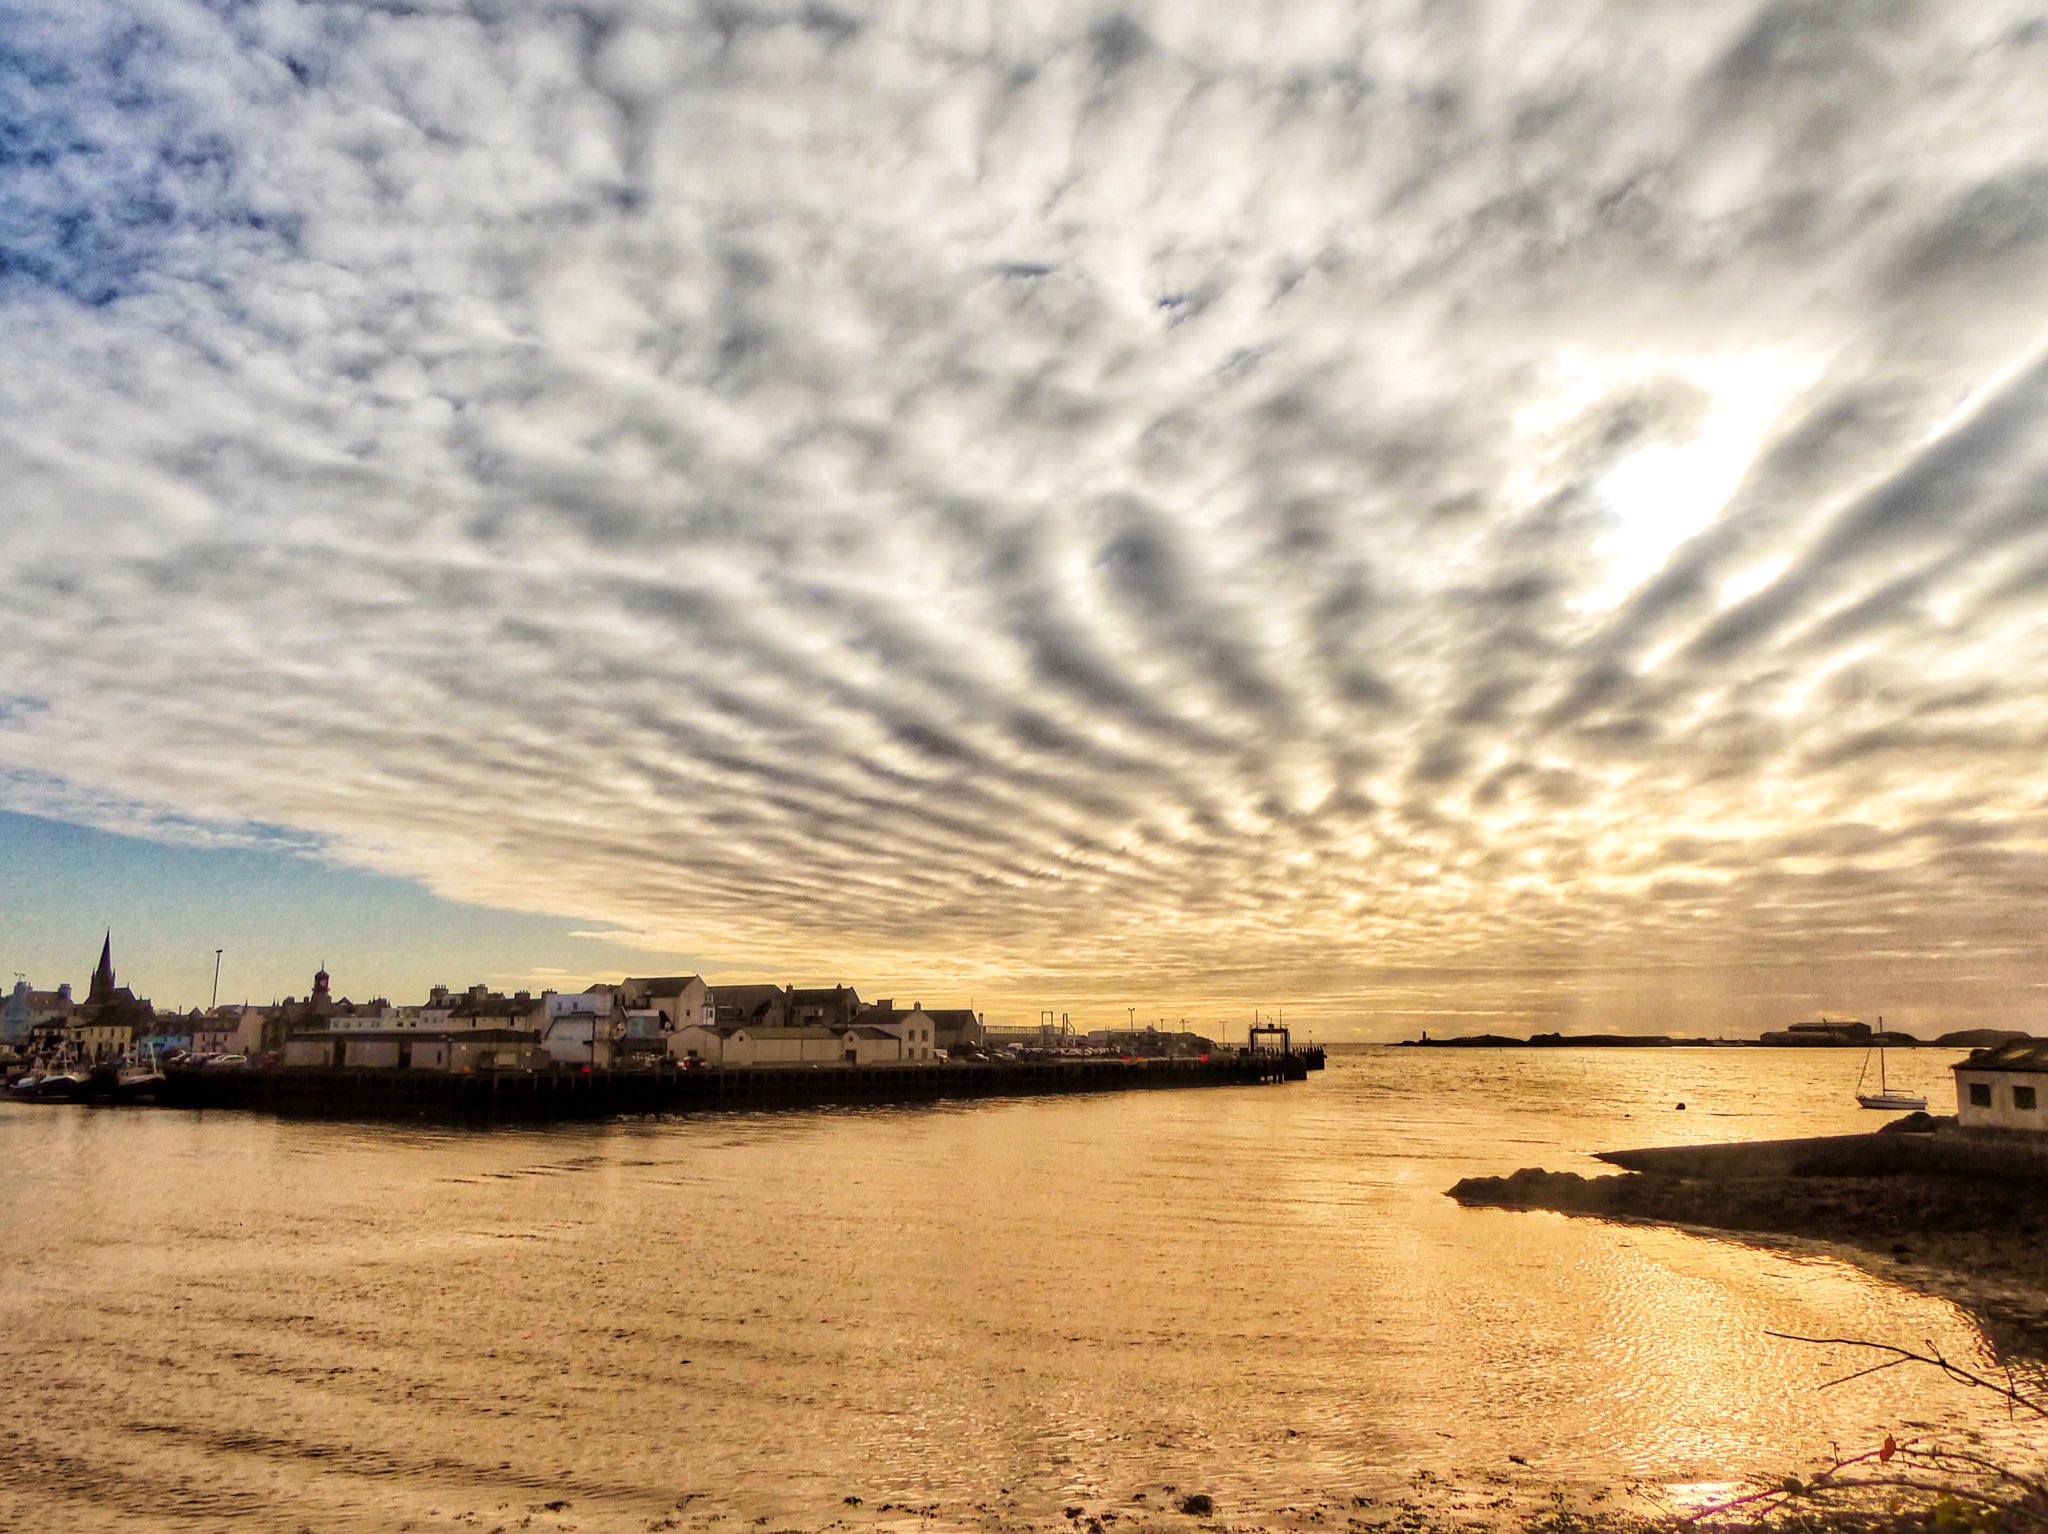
[4,0,2048,1032]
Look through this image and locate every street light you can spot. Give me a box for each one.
[211,949,223,1011]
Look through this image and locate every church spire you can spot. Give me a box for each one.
[91,930,115,1000]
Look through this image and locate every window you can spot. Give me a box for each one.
[2017,1085,2039,1112]
[1969,1082,1992,1107]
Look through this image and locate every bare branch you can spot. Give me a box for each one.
[1765,1331,2048,1420]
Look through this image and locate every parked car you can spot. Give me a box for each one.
[205,1054,249,1069]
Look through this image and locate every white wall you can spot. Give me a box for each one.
[541,1014,619,1066]
[750,1032,841,1065]
[1956,1070,2048,1131]
[862,1010,940,1060]
[674,1024,752,1066]
[842,1030,899,1066]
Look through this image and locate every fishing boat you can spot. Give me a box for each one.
[1855,1042,1926,1111]
[115,1049,167,1104]
[36,1063,91,1101]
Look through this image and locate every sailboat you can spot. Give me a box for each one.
[1855,1029,1926,1111]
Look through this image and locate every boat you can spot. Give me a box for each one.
[115,1050,167,1104]
[1855,1043,1926,1111]
[36,1064,91,1101]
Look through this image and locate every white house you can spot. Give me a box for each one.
[1954,1040,2048,1131]
[541,990,621,1066]
[3,980,72,1047]
[619,975,714,1032]
[189,1004,265,1056]
[852,1003,942,1062]
[326,1003,401,1032]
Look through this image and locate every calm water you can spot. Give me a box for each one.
[0,1046,2038,1533]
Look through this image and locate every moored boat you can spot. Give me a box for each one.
[1855,1043,1926,1111]
[36,1066,90,1101]
[115,1059,167,1103]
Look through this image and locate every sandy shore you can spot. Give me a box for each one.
[1449,1135,2048,1360]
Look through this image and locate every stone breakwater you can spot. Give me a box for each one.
[157,1052,1302,1123]
[1449,1124,2048,1358]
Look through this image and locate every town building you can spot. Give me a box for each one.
[850,1001,940,1061]
[617,975,713,1033]
[72,933,154,1062]
[541,989,621,1066]
[671,1023,861,1067]
[192,1005,262,1057]
[138,1016,197,1059]
[445,987,548,1033]
[710,983,791,1030]
[258,966,393,1052]
[282,1029,544,1072]
[922,1008,985,1056]
[1953,1040,2048,1132]
[3,979,72,1048]
[788,985,864,1031]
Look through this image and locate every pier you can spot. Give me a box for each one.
[153,1052,1304,1123]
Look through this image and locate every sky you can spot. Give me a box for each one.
[4,1,2048,1038]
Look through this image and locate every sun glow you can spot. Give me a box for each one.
[1532,351,1825,610]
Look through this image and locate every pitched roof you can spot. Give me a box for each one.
[852,1005,920,1027]
[621,976,702,995]
[745,1026,842,1040]
[1955,1039,2048,1074]
[710,984,788,1019]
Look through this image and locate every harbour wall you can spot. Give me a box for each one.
[157,1053,1302,1123]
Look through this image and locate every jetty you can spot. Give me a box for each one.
[151,1051,1307,1123]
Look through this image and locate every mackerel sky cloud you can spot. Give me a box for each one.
[5,0,2048,1033]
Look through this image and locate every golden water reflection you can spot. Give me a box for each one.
[0,1048,2038,1532]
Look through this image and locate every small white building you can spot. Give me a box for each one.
[672,1021,741,1065]
[541,990,622,1066]
[842,1026,903,1066]
[1954,1040,2048,1131]
[851,1004,941,1061]
[672,1023,872,1067]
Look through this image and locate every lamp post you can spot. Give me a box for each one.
[211,949,223,1010]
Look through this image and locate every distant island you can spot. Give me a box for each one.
[1402,1021,2040,1049]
